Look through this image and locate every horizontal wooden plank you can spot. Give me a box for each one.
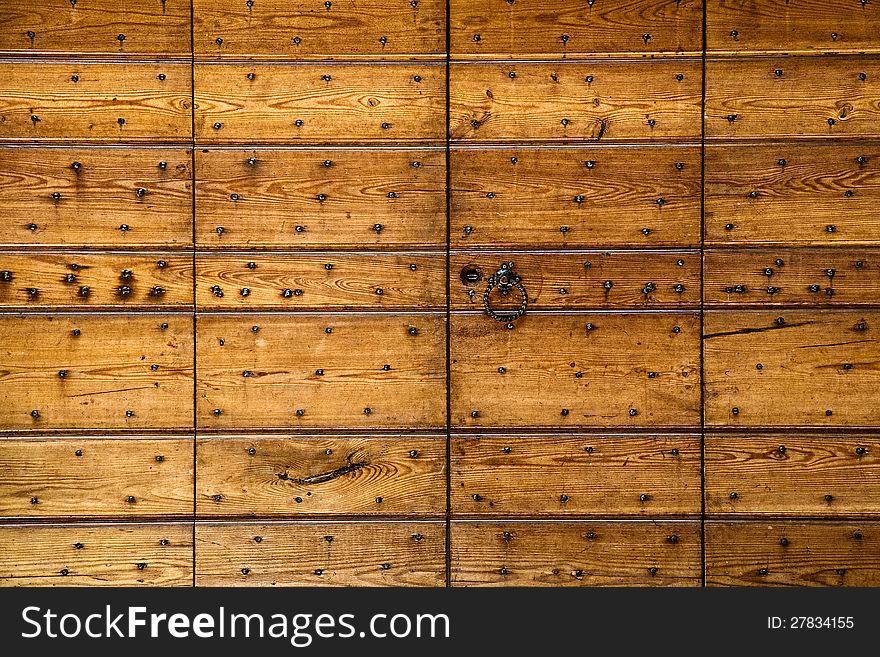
[706,434,880,517]
[194,149,445,249]
[194,64,445,144]
[0,314,194,430]
[195,522,445,586]
[705,249,880,306]
[0,0,191,57]
[705,143,880,246]
[196,254,444,309]
[451,0,703,57]
[197,436,445,516]
[704,311,880,427]
[450,147,701,248]
[194,0,445,59]
[0,438,192,519]
[706,521,880,587]
[0,523,193,586]
[451,435,700,516]
[706,58,880,139]
[451,521,701,586]
[451,252,700,309]
[0,63,192,143]
[196,314,446,430]
[0,253,193,309]
[707,0,880,55]
[450,313,700,428]
[450,61,702,143]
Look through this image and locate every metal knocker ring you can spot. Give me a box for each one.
[483,261,528,327]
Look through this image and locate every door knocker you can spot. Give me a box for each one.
[483,261,528,327]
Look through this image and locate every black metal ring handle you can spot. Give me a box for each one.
[483,261,528,326]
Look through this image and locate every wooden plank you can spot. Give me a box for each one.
[706,434,880,517]
[706,57,880,139]
[451,434,701,516]
[705,143,880,246]
[194,0,445,59]
[194,64,445,144]
[0,314,194,430]
[705,249,880,306]
[0,438,192,519]
[450,61,702,143]
[450,313,700,428]
[451,252,700,309]
[704,311,880,427]
[0,0,191,57]
[707,0,880,55]
[196,253,444,310]
[197,436,445,516]
[706,521,880,587]
[0,63,192,143]
[451,0,703,58]
[194,149,445,249]
[0,523,193,587]
[0,253,193,309]
[451,521,701,586]
[196,522,445,586]
[196,314,446,430]
[0,147,193,248]
[450,147,701,248]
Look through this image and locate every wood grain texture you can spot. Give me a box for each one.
[194,0,446,59]
[450,147,701,248]
[451,0,703,57]
[706,57,880,139]
[706,435,880,517]
[196,314,446,430]
[0,523,193,587]
[451,313,700,429]
[0,314,194,430]
[0,253,193,309]
[705,249,880,306]
[0,147,193,248]
[0,0,191,57]
[452,252,700,309]
[451,434,700,516]
[196,253,444,309]
[706,521,880,587]
[707,0,880,55]
[451,521,701,586]
[194,64,445,144]
[705,143,880,246]
[704,311,880,427]
[0,438,193,519]
[196,522,445,586]
[450,61,702,143]
[0,63,192,143]
[194,149,445,249]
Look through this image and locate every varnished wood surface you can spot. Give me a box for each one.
[451,434,701,516]
[451,313,700,429]
[451,521,701,586]
[0,438,193,519]
[194,64,445,144]
[450,147,701,248]
[705,435,880,517]
[0,63,192,143]
[0,314,194,431]
[196,314,446,430]
[195,148,445,249]
[450,61,702,143]
[704,311,880,427]
[196,521,445,586]
[706,521,880,587]
[197,436,446,516]
[0,523,193,586]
